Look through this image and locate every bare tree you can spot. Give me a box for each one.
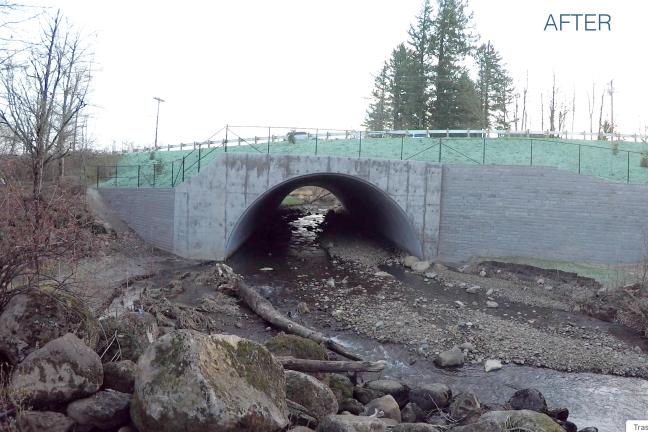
[570,87,575,135]
[0,11,91,201]
[598,88,605,140]
[521,70,528,130]
[549,72,557,134]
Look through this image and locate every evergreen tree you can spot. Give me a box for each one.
[407,0,435,128]
[387,43,418,130]
[455,71,481,128]
[430,0,476,129]
[475,42,513,129]
[364,62,392,131]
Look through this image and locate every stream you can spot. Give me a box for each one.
[227,206,648,432]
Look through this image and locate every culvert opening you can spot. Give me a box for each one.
[224,174,423,264]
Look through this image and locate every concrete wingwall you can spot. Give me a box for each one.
[98,153,648,265]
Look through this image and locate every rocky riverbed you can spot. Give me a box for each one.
[1,205,646,431]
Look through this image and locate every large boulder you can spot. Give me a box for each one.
[408,383,452,411]
[480,410,564,432]
[130,330,288,432]
[66,389,132,430]
[354,386,385,405]
[507,388,548,412]
[450,392,481,423]
[98,312,159,362]
[450,420,501,432]
[10,333,103,407]
[102,359,136,393]
[365,379,409,407]
[16,410,75,432]
[285,370,338,421]
[363,394,401,422]
[265,333,329,382]
[434,348,464,368]
[400,402,425,423]
[0,290,98,365]
[317,414,386,432]
[340,398,365,415]
[329,374,354,403]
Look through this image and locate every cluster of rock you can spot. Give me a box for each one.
[0,290,598,432]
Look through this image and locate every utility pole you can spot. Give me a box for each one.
[607,80,614,141]
[153,96,165,149]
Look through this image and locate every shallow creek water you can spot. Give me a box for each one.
[227,208,648,432]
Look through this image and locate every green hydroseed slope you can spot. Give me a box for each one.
[100,137,648,188]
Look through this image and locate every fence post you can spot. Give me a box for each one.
[358,131,362,158]
[438,138,442,162]
[400,136,404,160]
[171,161,174,187]
[182,157,185,182]
[530,140,534,166]
[96,166,99,189]
[578,145,581,173]
[482,134,486,164]
[446,129,449,138]
[345,130,348,139]
[315,128,319,156]
[267,127,271,154]
[628,151,630,184]
[153,163,156,187]
[225,125,228,153]
[137,165,141,187]
[198,147,201,172]
[115,165,118,187]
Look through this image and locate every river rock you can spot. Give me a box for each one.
[484,359,502,372]
[390,425,443,432]
[408,383,452,411]
[508,388,548,412]
[465,285,480,294]
[434,348,465,368]
[16,410,75,432]
[403,256,418,268]
[354,386,385,405]
[365,379,409,406]
[0,291,97,365]
[329,374,354,403]
[317,414,386,432]
[99,311,159,361]
[286,370,338,420]
[66,389,132,430]
[480,410,563,432]
[485,301,498,308]
[130,330,288,432]
[10,333,103,407]
[364,394,400,422]
[411,261,431,272]
[450,420,500,432]
[578,428,598,432]
[289,427,316,432]
[400,402,425,423]
[340,398,365,415]
[449,392,481,424]
[547,407,569,421]
[103,359,136,393]
[265,333,328,360]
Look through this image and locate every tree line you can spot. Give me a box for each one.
[364,0,513,131]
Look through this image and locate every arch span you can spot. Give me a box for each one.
[225,173,423,259]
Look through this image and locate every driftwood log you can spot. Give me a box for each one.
[277,356,386,373]
[236,280,363,361]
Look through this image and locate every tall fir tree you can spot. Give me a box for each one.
[387,43,418,130]
[455,71,482,128]
[364,62,392,131]
[430,0,476,129]
[475,41,513,129]
[407,0,435,128]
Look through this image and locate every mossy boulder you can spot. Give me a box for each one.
[329,374,353,403]
[264,333,327,360]
[285,370,338,421]
[480,410,564,432]
[0,290,98,365]
[130,330,288,432]
[10,333,103,407]
[66,389,132,430]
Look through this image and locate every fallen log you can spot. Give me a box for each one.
[236,280,363,360]
[277,356,386,373]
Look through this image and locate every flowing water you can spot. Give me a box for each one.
[227,207,648,432]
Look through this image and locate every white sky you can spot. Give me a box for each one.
[13,0,648,149]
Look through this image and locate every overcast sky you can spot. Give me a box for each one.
[13,0,648,149]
